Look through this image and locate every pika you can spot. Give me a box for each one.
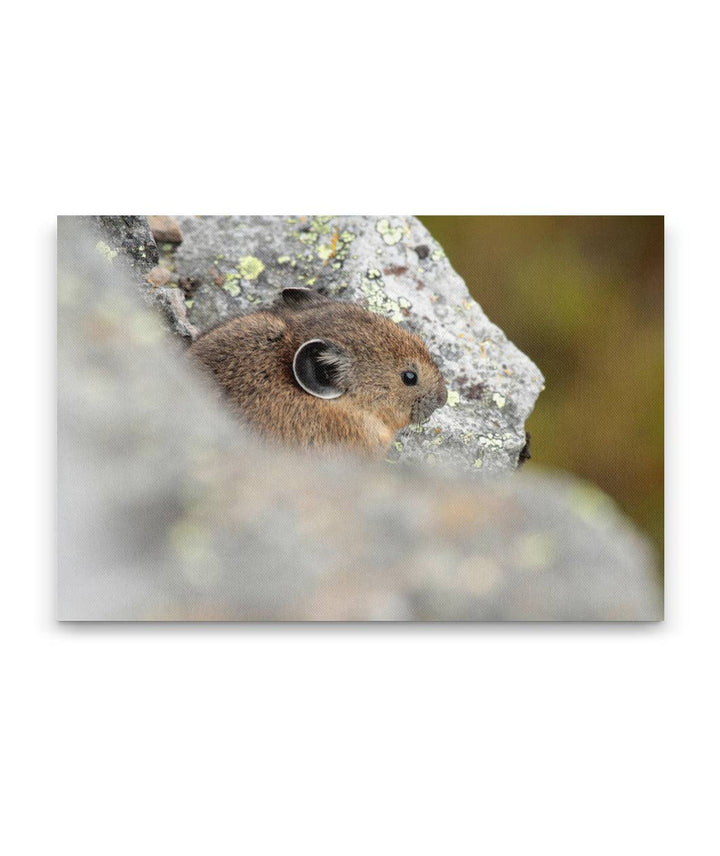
[189,287,448,457]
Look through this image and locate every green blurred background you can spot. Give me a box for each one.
[421,216,664,557]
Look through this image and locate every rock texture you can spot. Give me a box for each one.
[57,217,661,621]
[146,216,544,472]
[89,215,158,271]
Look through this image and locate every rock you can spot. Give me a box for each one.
[153,286,200,341]
[145,266,172,288]
[147,216,545,472]
[57,217,661,621]
[147,215,183,244]
[87,215,159,273]
[64,216,201,342]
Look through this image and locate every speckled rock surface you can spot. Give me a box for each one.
[57,218,661,621]
[89,215,158,272]
[147,216,544,472]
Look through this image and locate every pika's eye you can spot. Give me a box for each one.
[401,370,418,386]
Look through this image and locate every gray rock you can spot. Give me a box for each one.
[57,218,661,621]
[88,215,159,272]
[147,216,544,472]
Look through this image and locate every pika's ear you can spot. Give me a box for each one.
[292,339,351,399]
[281,287,328,309]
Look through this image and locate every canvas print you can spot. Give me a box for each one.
[57,215,663,620]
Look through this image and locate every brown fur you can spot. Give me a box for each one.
[188,291,447,457]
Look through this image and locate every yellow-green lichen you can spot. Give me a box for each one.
[237,256,265,280]
[476,433,511,449]
[223,272,241,297]
[376,218,404,246]
[310,216,333,234]
[492,392,506,409]
[95,241,118,264]
[293,217,335,250]
[446,390,460,407]
[277,255,291,264]
[359,273,411,322]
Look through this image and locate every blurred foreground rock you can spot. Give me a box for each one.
[57,217,661,620]
[146,215,544,472]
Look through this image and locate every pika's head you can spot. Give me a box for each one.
[279,288,448,429]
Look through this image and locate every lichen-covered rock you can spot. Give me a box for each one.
[57,218,661,621]
[89,215,159,272]
[147,216,544,472]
